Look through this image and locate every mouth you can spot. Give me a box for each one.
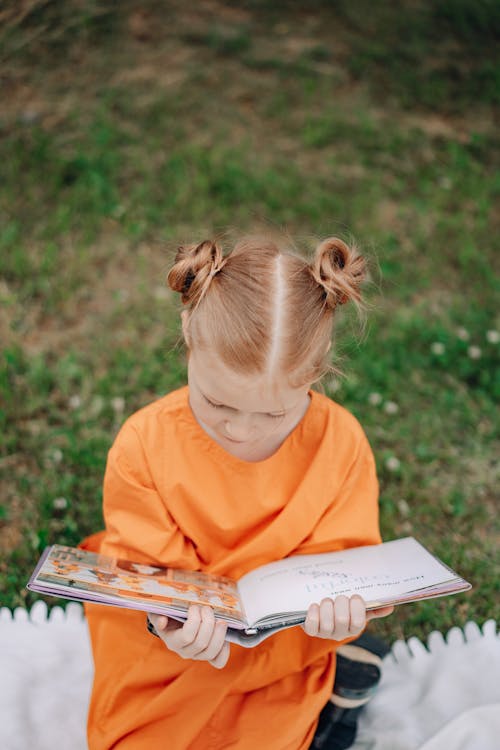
[223,436,246,444]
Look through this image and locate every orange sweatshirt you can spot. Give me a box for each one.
[83,386,381,750]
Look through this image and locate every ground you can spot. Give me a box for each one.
[0,0,499,639]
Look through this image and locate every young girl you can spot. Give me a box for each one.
[82,234,393,750]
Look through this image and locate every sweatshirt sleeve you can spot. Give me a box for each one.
[100,419,200,569]
[294,432,382,556]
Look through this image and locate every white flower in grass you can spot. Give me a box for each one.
[325,377,341,393]
[384,401,399,414]
[430,342,445,355]
[112,204,126,219]
[397,499,410,517]
[111,396,125,413]
[51,448,63,464]
[368,392,382,406]
[154,286,170,300]
[385,456,401,472]
[90,395,105,417]
[467,346,482,360]
[68,395,82,409]
[53,497,68,510]
[486,330,499,344]
[456,327,470,341]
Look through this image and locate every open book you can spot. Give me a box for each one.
[27,537,471,647]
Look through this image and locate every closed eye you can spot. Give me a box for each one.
[201,393,284,419]
[202,394,225,410]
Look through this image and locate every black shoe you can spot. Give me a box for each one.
[332,632,389,709]
[310,633,389,750]
[310,702,361,750]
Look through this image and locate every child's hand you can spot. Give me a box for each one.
[301,595,394,640]
[147,605,230,669]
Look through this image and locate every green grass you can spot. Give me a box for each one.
[0,2,499,640]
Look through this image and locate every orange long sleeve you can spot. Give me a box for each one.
[83,386,381,750]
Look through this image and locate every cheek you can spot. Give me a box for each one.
[274,409,299,436]
[258,415,286,436]
[196,400,218,425]
[190,393,210,421]
[196,399,228,430]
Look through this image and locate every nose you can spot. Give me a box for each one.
[224,414,255,441]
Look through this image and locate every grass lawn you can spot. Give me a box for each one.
[0,0,499,642]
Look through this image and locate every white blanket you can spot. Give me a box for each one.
[353,620,500,750]
[0,602,92,750]
[0,602,498,750]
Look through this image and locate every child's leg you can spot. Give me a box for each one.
[309,633,389,750]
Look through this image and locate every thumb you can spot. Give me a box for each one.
[366,605,394,621]
[148,613,169,632]
[155,615,169,631]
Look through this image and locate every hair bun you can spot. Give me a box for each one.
[167,240,226,305]
[310,237,366,310]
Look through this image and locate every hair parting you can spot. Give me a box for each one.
[166,233,369,387]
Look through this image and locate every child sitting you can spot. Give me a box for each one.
[82,234,393,749]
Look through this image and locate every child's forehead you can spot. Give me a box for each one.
[189,350,306,412]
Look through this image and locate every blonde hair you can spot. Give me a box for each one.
[167,234,367,387]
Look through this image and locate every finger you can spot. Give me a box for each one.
[367,605,395,621]
[349,595,367,633]
[148,613,171,635]
[190,606,217,656]
[319,598,335,636]
[331,595,350,636]
[149,614,168,632]
[201,619,228,662]
[209,640,230,669]
[158,615,168,631]
[303,603,320,636]
[168,605,202,650]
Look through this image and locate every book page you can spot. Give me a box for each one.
[237,537,462,627]
[30,545,247,625]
